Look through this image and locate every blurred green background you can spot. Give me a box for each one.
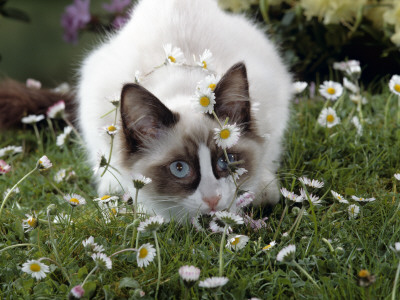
[0,0,101,87]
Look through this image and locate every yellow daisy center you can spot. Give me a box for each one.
[27,218,37,227]
[168,56,176,63]
[199,96,210,107]
[107,125,116,132]
[358,269,370,278]
[338,196,341,199]
[395,84,400,93]
[111,208,117,215]
[262,244,272,250]
[39,160,42,164]
[327,87,336,95]
[209,83,216,91]
[350,207,355,214]
[70,198,79,205]
[101,195,111,200]
[231,238,240,246]
[326,114,335,123]
[30,263,41,272]
[202,61,207,69]
[139,247,148,259]
[220,129,231,140]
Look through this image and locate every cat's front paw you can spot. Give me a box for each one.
[253,177,280,206]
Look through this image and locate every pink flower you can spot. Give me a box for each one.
[61,0,91,44]
[26,78,41,89]
[0,160,11,174]
[47,100,66,119]
[70,285,85,299]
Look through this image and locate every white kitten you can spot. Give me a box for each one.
[77,0,292,220]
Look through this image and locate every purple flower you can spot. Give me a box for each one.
[112,15,129,29]
[61,0,91,44]
[102,0,131,13]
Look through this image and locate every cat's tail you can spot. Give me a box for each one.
[0,79,76,129]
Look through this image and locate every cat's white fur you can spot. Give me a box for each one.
[77,0,292,218]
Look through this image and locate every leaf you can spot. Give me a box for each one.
[83,281,96,298]
[0,7,30,22]
[77,266,88,279]
[119,277,140,289]
[345,188,356,196]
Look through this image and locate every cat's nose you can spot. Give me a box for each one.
[203,195,221,210]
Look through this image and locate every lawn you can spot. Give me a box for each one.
[1,69,400,299]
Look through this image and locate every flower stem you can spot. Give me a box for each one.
[33,123,42,151]
[82,266,98,287]
[273,203,288,241]
[110,248,137,258]
[46,118,56,141]
[0,243,36,253]
[287,206,305,237]
[63,117,84,144]
[392,261,400,300]
[292,260,320,290]
[219,225,228,277]
[384,94,393,131]
[0,166,37,219]
[153,231,162,300]
[101,136,114,177]
[131,188,140,248]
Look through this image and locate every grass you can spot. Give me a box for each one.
[1,78,400,299]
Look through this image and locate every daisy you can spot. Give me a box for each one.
[38,155,52,170]
[3,187,20,198]
[163,44,185,65]
[93,152,108,174]
[134,70,142,84]
[91,252,112,270]
[317,107,340,128]
[333,60,360,72]
[47,100,66,119]
[262,241,276,251]
[197,49,213,70]
[293,81,308,94]
[280,187,304,202]
[300,188,322,205]
[351,116,363,136]
[395,173,400,181]
[191,215,205,232]
[199,277,229,288]
[56,126,73,147]
[54,169,66,183]
[351,195,375,202]
[70,285,85,299]
[104,124,119,136]
[179,265,201,282]
[348,204,360,219]
[236,191,255,208]
[330,190,349,204]
[226,234,249,251]
[276,244,296,262]
[213,124,240,149]
[94,195,119,203]
[389,75,400,96]
[82,236,96,248]
[132,173,152,189]
[197,74,220,92]
[98,200,119,223]
[138,215,164,232]
[319,81,343,101]
[393,242,400,252]
[209,218,231,233]
[349,94,368,104]
[137,243,156,267]
[215,211,243,227]
[21,260,49,280]
[122,192,133,205]
[343,77,359,94]
[0,145,23,158]
[26,78,41,89]
[193,87,216,114]
[52,82,70,94]
[64,193,86,207]
[0,160,11,174]
[345,65,361,77]
[298,176,324,188]
[22,213,38,232]
[21,114,45,124]
[93,244,105,253]
[229,167,248,182]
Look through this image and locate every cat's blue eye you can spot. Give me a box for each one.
[169,161,190,178]
[217,154,235,171]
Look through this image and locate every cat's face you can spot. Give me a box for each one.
[120,63,263,219]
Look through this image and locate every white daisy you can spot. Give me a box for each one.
[330,190,349,204]
[82,236,96,248]
[333,60,360,72]
[197,49,213,70]
[280,187,304,202]
[52,82,70,94]
[122,192,133,205]
[393,242,400,252]
[215,211,243,226]
[21,260,49,280]
[54,169,66,183]
[94,195,119,203]
[319,81,343,101]
[389,75,400,96]
[213,124,240,149]
[226,234,249,251]
[262,241,276,251]
[22,213,38,232]
[134,70,142,84]
[191,215,205,232]
[64,193,86,207]
[38,155,52,170]
[199,277,229,288]
[53,213,70,224]
[349,94,368,104]
[197,74,220,92]
[193,86,216,114]
[47,100,66,119]
[394,173,400,181]
[348,204,360,218]
[317,107,340,128]
[0,160,11,174]
[229,167,248,182]
[298,176,324,188]
[91,252,112,270]
[138,215,164,232]
[21,114,45,124]
[300,188,322,205]
[179,265,201,282]
[137,243,156,268]
[209,218,229,233]
[235,191,255,208]
[3,187,20,198]
[104,124,119,136]
[93,244,105,253]
[132,173,152,189]
[93,152,108,174]
[70,285,85,299]
[26,78,41,89]
[276,244,296,262]
[0,145,23,158]
[163,44,185,65]
[351,116,363,136]
[56,126,73,147]
[98,200,119,223]
[343,77,359,94]
[345,65,361,77]
[293,81,308,94]
[351,195,376,202]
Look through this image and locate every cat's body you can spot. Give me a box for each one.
[77,0,292,220]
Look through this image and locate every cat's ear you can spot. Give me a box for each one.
[214,62,251,131]
[120,84,179,152]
